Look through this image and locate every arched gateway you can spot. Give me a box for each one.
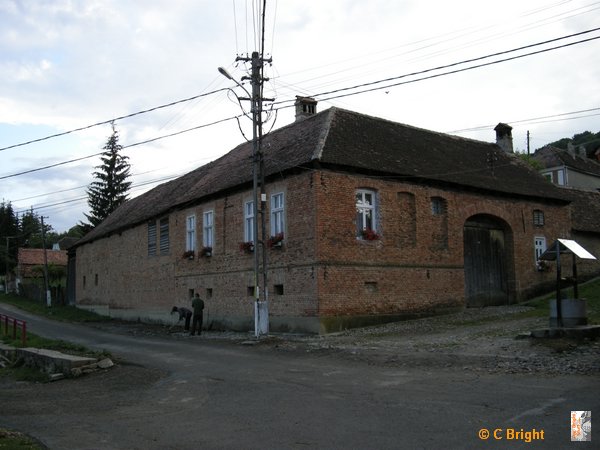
[463,214,514,307]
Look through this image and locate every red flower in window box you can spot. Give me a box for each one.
[182,250,195,260]
[361,228,380,241]
[267,232,284,249]
[239,241,254,254]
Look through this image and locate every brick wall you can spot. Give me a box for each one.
[76,172,321,329]
[75,167,575,332]
[313,170,571,317]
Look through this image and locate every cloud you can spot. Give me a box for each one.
[0,0,598,233]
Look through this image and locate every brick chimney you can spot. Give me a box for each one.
[494,123,513,153]
[294,96,317,121]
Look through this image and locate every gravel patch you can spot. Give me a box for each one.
[265,306,600,376]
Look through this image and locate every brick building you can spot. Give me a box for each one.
[70,104,583,333]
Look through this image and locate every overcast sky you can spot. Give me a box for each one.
[1,0,599,233]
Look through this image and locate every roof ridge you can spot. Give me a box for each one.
[312,107,337,161]
[321,106,498,148]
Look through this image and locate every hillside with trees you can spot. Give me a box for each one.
[544,130,600,157]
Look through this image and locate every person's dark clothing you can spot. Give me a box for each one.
[172,306,192,331]
[191,296,205,335]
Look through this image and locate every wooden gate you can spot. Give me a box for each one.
[464,216,509,307]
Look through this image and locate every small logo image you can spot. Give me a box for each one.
[571,411,591,442]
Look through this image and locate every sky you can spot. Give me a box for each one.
[1,0,599,233]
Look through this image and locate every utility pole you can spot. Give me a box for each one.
[219,0,272,338]
[219,51,273,338]
[239,50,272,337]
[527,130,530,156]
[40,216,51,307]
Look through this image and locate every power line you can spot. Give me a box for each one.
[268,1,595,89]
[3,29,599,181]
[0,114,242,180]
[271,2,600,103]
[0,152,103,180]
[314,35,600,104]
[12,167,184,202]
[448,108,600,133]
[271,27,600,106]
[6,27,596,155]
[13,173,184,215]
[0,87,230,153]
[13,102,597,218]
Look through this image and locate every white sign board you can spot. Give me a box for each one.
[540,239,597,261]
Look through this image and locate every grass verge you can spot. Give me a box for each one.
[522,277,600,324]
[1,294,112,382]
[0,428,45,450]
[0,293,111,323]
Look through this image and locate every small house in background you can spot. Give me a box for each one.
[17,247,68,302]
[533,144,600,191]
[68,103,594,334]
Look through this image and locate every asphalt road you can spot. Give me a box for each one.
[1,303,598,450]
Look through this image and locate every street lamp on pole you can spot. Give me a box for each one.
[217,67,236,83]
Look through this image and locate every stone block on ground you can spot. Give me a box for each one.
[16,348,97,375]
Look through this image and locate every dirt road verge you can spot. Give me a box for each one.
[91,305,599,376]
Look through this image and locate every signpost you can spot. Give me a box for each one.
[539,239,597,328]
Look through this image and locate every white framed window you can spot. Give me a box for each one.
[534,236,546,261]
[270,192,285,237]
[203,210,214,248]
[186,214,196,252]
[244,200,254,243]
[557,170,565,186]
[356,189,377,237]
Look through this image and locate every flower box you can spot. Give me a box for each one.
[200,246,212,258]
[267,232,284,249]
[239,241,254,254]
[182,250,195,260]
[360,228,380,241]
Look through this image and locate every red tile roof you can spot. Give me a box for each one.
[18,248,67,266]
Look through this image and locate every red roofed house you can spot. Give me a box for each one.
[17,247,68,302]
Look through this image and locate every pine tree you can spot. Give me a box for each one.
[83,124,132,229]
[0,200,19,275]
